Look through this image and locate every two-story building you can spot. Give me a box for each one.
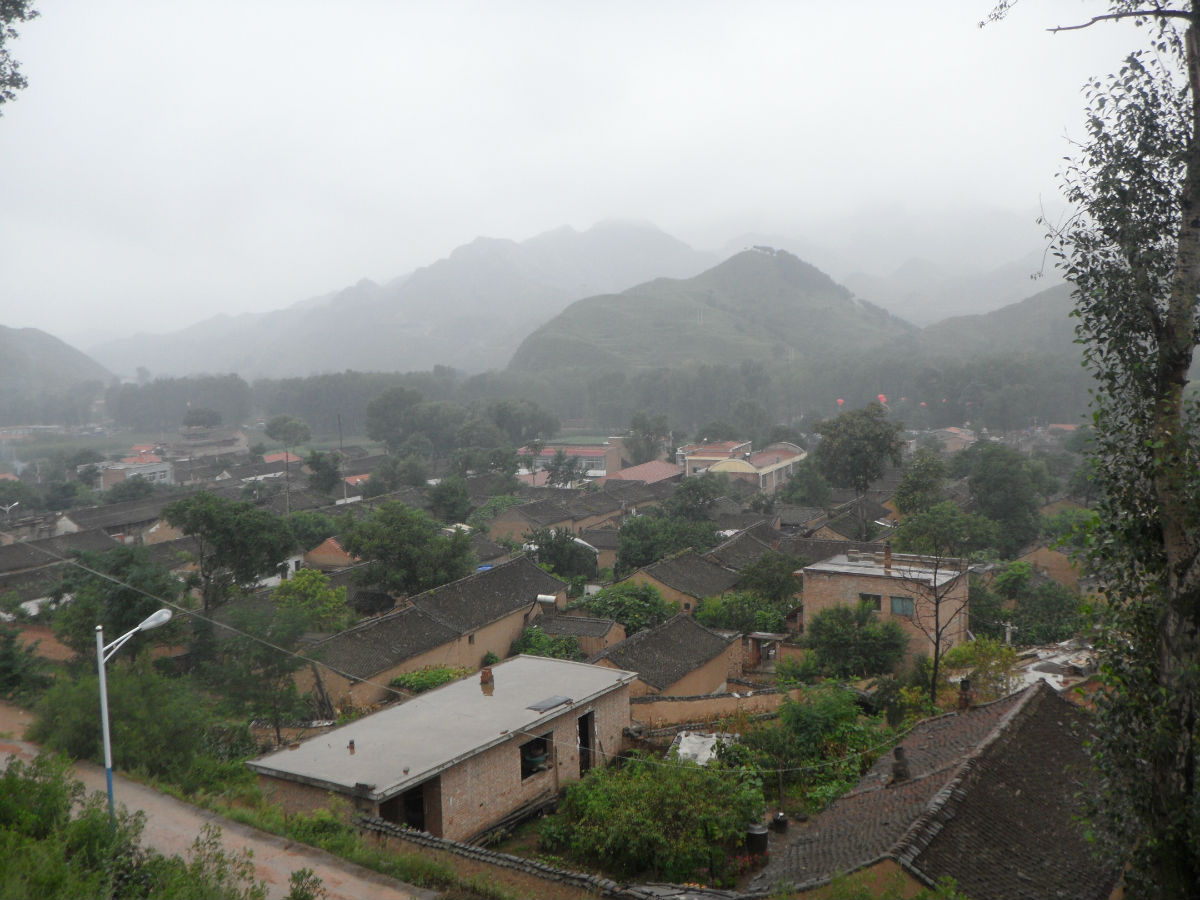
[800,547,969,656]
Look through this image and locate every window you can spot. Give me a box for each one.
[520,733,552,780]
[468,633,475,645]
[890,595,914,617]
[859,593,882,611]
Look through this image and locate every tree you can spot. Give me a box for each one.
[427,475,472,524]
[270,568,351,632]
[212,601,311,745]
[339,500,474,595]
[893,448,947,516]
[778,458,832,508]
[182,407,222,428]
[958,442,1042,556]
[988,5,1200,888]
[0,3,37,111]
[541,754,763,883]
[734,550,805,604]
[694,590,789,633]
[579,582,675,633]
[305,450,341,496]
[163,493,296,614]
[364,387,423,451]
[509,626,584,660]
[614,515,717,576]
[890,501,994,705]
[804,602,908,678]
[47,547,185,656]
[265,415,311,515]
[813,403,903,538]
[103,476,158,504]
[544,448,582,487]
[286,510,337,552]
[527,527,598,581]
[661,472,727,521]
[624,411,670,465]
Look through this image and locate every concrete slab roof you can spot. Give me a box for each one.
[804,551,964,588]
[247,655,635,802]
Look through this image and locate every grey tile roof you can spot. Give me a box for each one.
[752,682,1120,899]
[580,526,620,550]
[588,614,733,691]
[706,530,774,571]
[308,604,460,680]
[63,495,187,531]
[638,551,739,600]
[0,530,121,574]
[408,556,566,634]
[537,615,620,638]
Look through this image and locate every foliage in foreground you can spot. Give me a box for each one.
[727,684,891,812]
[576,582,676,633]
[803,602,908,678]
[29,662,210,784]
[540,755,764,885]
[0,752,267,900]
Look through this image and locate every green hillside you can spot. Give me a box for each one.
[508,247,914,372]
[0,326,114,425]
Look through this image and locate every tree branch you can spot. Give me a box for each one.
[1049,10,1192,33]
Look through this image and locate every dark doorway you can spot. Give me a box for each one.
[380,782,428,831]
[578,711,595,775]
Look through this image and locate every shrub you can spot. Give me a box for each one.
[388,666,470,694]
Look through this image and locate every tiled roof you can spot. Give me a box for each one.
[408,556,566,633]
[637,551,739,600]
[537,615,620,638]
[706,530,774,571]
[752,682,1119,899]
[141,537,200,571]
[777,505,826,528]
[469,532,508,564]
[588,614,733,691]
[0,567,62,605]
[504,498,574,528]
[0,530,121,574]
[605,460,684,483]
[580,526,620,550]
[63,495,187,531]
[308,604,460,680]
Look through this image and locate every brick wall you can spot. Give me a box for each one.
[801,567,969,658]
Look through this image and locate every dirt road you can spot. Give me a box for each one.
[0,701,435,900]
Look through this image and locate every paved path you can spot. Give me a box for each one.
[0,729,435,900]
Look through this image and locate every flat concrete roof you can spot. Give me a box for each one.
[247,655,636,802]
[804,553,963,588]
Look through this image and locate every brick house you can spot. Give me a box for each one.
[706,442,806,495]
[623,550,739,613]
[588,614,740,697]
[751,681,1120,899]
[250,656,636,842]
[297,557,567,708]
[534,615,626,656]
[800,548,968,656]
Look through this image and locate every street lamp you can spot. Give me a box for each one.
[1,500,17,525]
[95,608,173,826]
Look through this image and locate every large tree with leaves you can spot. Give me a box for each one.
[0,2,36,111]
[812,403,903,538]
[339,500,474,596]
[163,493,295,614]
[989,2,1200,891]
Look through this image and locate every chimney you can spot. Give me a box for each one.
[888,746,910,785]
[347,739,355,755]
[480,665,494,697]
[884,544,892,574]
[957,677,975,710]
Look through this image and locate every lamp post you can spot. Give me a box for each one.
[1,500,17,525]
[95,608,173,827]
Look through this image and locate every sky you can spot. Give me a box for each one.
[0,1,1146,346]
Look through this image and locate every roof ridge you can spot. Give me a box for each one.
[888,683,1045,876]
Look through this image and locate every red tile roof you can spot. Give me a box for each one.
[604,460,683,483]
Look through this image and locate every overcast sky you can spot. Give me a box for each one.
[1,1,1144,345]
